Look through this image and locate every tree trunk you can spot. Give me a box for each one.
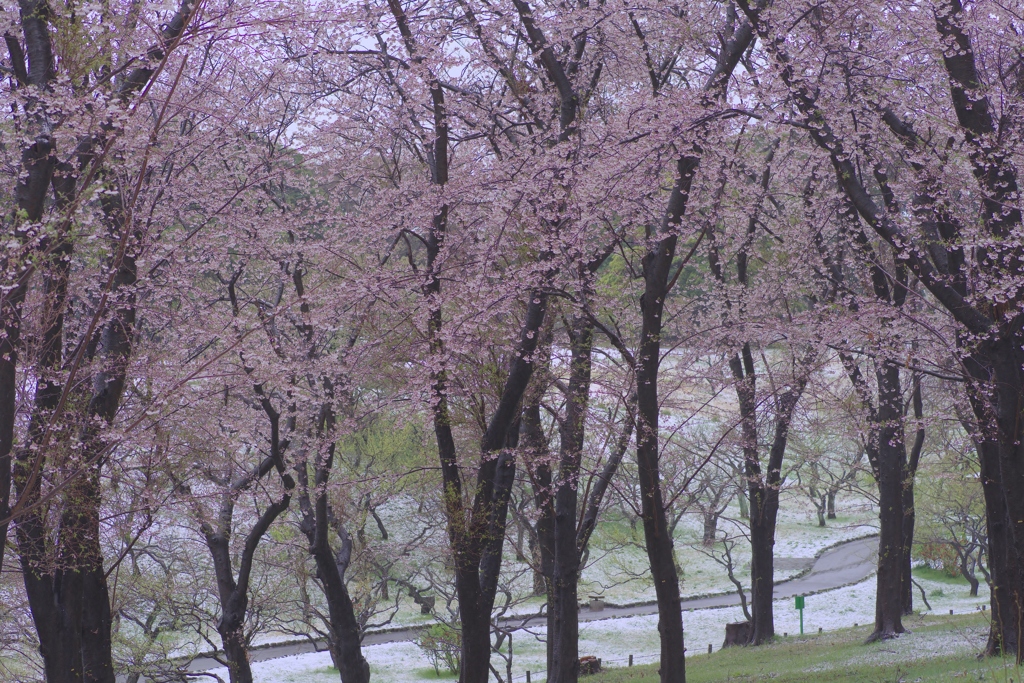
[546,315,593,683]
[961,557,980,598]
[826,491,836,519]
[521,397,555,674]
[296,400,370,683]
[867,362,906,642]
[703,511,720,545]
[729,343,808,646]
[219,620,254,683]
[457,580,492,683]
[967,340,1024,658]
[901,372,925,616]
[747,492,779,645]
[900,483,916,615]
[310,537,370,683]
[736,490,749,519]
[637,213,687,681]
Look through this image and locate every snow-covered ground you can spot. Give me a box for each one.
[207,570,990,683]
[578,490,877,605]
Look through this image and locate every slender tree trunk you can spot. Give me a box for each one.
[637,192,688,680]
[901,483,916,615]
[738,488,750,520]
[522,399,555,673]
[902,376,924,616]
[734,349,808,646]
[308,531,369,683]
[867,362,907,642]
[547,315,593,683]
[703,511,720,544]
[296,400,370,683]
[827,491,836,519]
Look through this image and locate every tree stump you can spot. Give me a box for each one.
[723,621,752,647]
[579,656,602,675]
[420,596,436,615]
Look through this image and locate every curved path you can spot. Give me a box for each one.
[187,535,878,671]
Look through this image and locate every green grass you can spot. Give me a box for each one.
[912,565,970,585]
[414,667,459,679]
[586,613,1018,682]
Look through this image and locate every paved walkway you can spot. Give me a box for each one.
[187,535,878,670]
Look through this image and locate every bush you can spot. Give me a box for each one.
[417,623,461,676]
[917,542,961,578]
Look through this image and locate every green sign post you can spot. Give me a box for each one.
[795,595,805,635]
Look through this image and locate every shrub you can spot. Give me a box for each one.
[417,623,461,676]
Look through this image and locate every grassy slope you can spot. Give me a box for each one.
[586,613,1016,683]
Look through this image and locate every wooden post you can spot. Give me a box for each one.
[707,644,712,654]
[526,672,531,683]
[628,654,633,667]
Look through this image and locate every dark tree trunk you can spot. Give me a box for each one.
[816,499,827,528]
[727,338,808,648]
[306,520,369,683]
[296,399,370,683]
[902,376,925,616]
[387,6,552,678]
[974,431,1021,655]
[867,362,907,642]
[636,166,691,679]
[621,10,755,679]
[747,494,779,645]
[546,315,593,683]
[203,482,291,683]
[218,622,254,683]
[703,511,720,545]
[961,556,980,598]
[967,342,1024,657]
[826,491,836,519]
[521,398,555,673]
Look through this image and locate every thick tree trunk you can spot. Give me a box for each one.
[826,491,836,519]
[872,469,905,641]
[219,621,254,683]
[975,432,1021,656]
[747,491,779,645]
[967,340,1024,657]
[457,580,492,683]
